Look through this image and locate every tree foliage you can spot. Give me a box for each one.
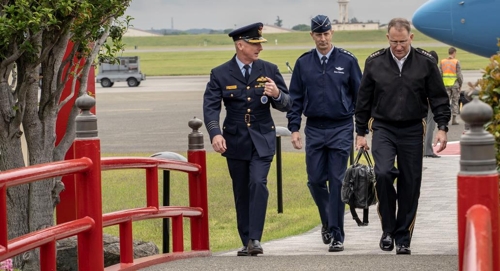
[275,16,283,27]
[292,24,310,31]
[477,41,500,170]
[0,0,131,269]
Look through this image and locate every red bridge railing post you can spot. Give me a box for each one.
[463,205,493,270]
[187,117,209,251]
[458,97,499,271]
[56,42,96,224]
[72,94,104,270]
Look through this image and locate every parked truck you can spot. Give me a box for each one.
[96,56,146,87]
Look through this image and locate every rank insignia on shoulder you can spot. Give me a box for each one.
[339,48,356,59]
[416,48,433,59]
[226,85,237,90]
[256,76,268,82]
[367,48,386,62]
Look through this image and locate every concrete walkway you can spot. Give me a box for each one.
[141,151,461,270]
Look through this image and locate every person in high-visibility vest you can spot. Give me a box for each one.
[440,47,463,125]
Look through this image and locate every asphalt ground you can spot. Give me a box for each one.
[96,71,481,154]
[95,73,478,270]
[140,154,460,271]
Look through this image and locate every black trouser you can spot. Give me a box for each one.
[227,149,272,246]
[371,119,424,246]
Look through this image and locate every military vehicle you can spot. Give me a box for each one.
[96,56,146,87]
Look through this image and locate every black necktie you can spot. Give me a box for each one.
[321,56,327,74]
[244,65,250,82]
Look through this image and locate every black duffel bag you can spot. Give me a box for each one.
[341,148,377,226]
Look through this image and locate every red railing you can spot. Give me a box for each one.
[0,158,95,270]
[100,157,210,270]
[463,204,493,271]
[0,137,210,270]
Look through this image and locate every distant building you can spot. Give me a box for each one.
[124,28,161,37]
[263,24,293,34]
[338,0,350,24]
[331,22,380,31]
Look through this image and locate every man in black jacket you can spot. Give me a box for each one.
[354,18,450,255]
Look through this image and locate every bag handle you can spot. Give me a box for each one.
[355,148,374,168]
[353,148,364,164]
[349,148,373,226]
[349,203,369,226]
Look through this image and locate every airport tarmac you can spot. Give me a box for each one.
[97,72,478,271]
[95,71,482,154]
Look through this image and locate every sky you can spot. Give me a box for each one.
[124,0,431,31]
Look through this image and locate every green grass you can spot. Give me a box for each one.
[110,29,489,76]
[121,29,438,49]
[98,28,489,253]
[118,47,488,76]
[101,152,320,253]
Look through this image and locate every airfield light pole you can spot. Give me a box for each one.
[276,126,291,213]
[150,151,187,254]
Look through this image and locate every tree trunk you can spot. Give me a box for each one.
[0,1,130,269]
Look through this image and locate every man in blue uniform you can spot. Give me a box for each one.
[203,22,291,256]
[355,18,450,255]
[286,15,362,252]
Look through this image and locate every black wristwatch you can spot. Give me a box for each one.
[438,125,448,132]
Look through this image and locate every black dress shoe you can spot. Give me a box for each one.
[328,240,344,252]
[424,154,441,158]
[247,239,263,256]
[379,232,394,251]
[396,244,411,255]
[321,226,332,244]
[237,246,248,256]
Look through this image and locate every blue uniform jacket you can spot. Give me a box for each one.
[287,47,362,132]
[203,56,291,160]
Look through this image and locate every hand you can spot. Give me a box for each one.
[291,131,302,150]
[434,130,448,153]
[264,77,280,98]
[356,135,370,151]
[211,135,227,153]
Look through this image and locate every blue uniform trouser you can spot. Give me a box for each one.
[305,122,353,243]
[227,149,272,246]
[371,119,424,247]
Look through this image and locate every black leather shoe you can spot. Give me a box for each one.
[328,240,344,252]
[321,226,332,244]
[379,232,394,251]
[237,246,248,256]
[424,154,441,158]
[396,244,411,255]
[247,239,263,256]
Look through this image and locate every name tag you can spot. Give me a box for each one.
[226,85,237,90]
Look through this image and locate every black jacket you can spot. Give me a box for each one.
[355,47,450,135]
